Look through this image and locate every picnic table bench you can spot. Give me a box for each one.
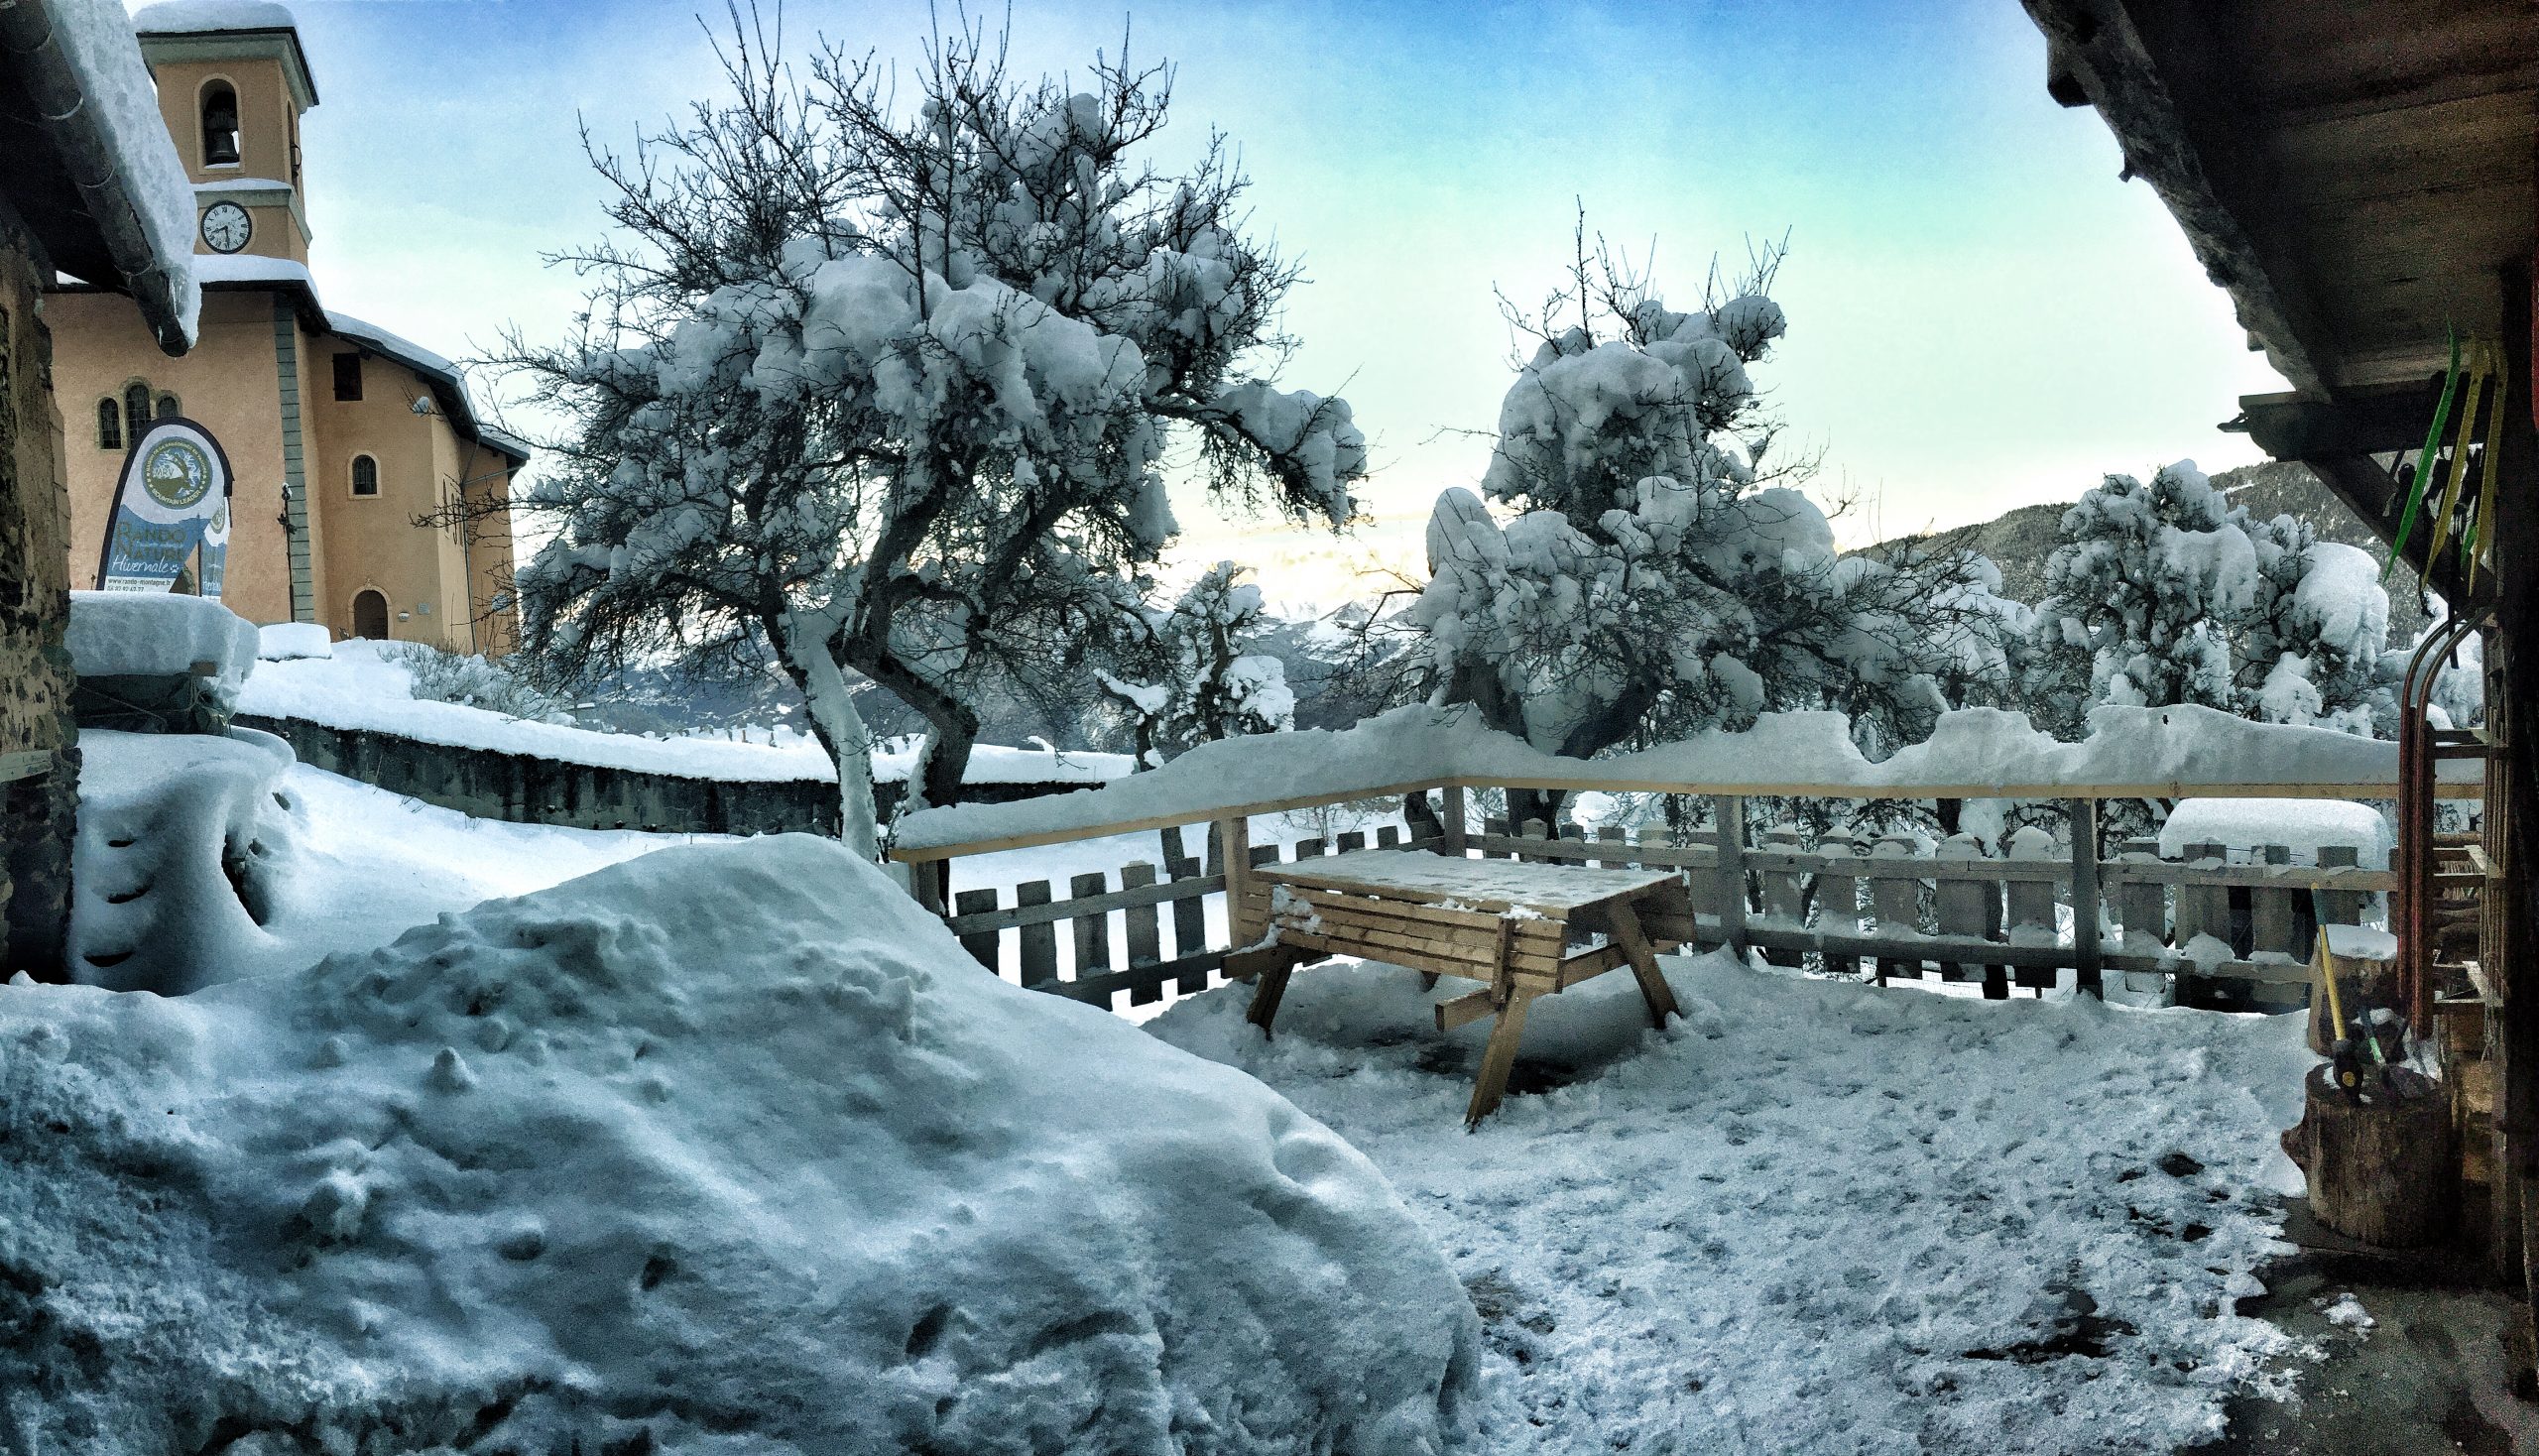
[1227,848,1698,1125]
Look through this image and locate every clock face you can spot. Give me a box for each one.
[200,201,252,254]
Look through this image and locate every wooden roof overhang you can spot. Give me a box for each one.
[2021,0,2537,609]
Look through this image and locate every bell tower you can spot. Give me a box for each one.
[132,4,320,266]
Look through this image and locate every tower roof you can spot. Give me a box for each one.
[132,0,316,108]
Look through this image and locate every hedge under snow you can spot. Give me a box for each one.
[0,836,1483,1455]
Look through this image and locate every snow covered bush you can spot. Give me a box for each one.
[480,17,1365,854]
[381,640,570,722]
[0,837,1484,1454]
[2020,462,2393,740]
[1405,236,2010,789]
[1096,561,1296,766]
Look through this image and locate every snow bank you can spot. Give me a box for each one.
[0,838,1483,1454]
[256,621,332,661]
[1152,954,2316,1453]
[50,0,202,338]
[69,728,300,994]
[2159,796,2393,870]
[242,643,836,783]
[896,701,2436,852]
[64,591,260,703]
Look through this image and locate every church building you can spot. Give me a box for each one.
[47,0,525,652]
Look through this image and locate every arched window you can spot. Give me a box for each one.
[350,454,380,497]
[155,393,180,422]
[352,589,389,640]
[122,383,152,439]
[201,82,240,168]
[95,398,122,451]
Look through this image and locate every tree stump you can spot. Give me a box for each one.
[2280,1063,2455,1247]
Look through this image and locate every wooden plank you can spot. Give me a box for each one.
[1121,863,1162,1004]
[1742,850,2064,883]
[1336,829,1367,854]
[1165,856,1210,994]
[1017,881,1057,987]
[1260,897,1567,957]
[2100,862,2396,892]
[946,871,1222,934]
[1935,833,2003,996]
[1757,825,1807,968]
[1441,788,1469,856]
[2110,835,2169,1002]
[1376,825,1401,849]
[1436,987,1497,1031]
[1870,833,1924,981]
[1248,881,1570,942]
[1273,929,1500,984]
[1070,872,1111,982]
[2070,798,2103,999]
[2316,844,2365,924]
[1260,910,1519,972]
[1466,985,1539,1127]
[1223,815,1261,946]
[0,749,49,784]
[2249,844,2307,962]
[1467,833,1716,871]
[953,888,999,970]
[1817,828,1863,977]
[1047,950,1225,1006]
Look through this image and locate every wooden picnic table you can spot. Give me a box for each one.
[1228,849,1696,1126]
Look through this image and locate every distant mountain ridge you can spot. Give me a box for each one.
[1871,460,2435,643]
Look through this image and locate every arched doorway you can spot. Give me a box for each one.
[351,590,389,640]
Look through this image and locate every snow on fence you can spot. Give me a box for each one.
[906,783,2412,1016]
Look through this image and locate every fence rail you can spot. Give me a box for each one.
[912,781,2415,1015]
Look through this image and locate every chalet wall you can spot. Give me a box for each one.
[0,201,81,978]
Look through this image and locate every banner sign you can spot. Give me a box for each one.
[198,497,229,600]
[96,418,232,593]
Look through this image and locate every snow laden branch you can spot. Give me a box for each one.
[1094,561,1295,767]
[1405,232,2017,803]
[2021,462,2395,742]
[488,12,1366,854]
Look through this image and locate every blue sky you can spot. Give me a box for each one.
[263,0,2282,606]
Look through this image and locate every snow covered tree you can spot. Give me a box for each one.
[483,16,1365,854]
[1407,232,2008,789]
[1095,561,1294,767]
[2019,462,2392,740]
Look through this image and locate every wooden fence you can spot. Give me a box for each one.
[914,786,2399,1015]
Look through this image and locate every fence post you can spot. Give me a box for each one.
[2005,825,2058,994]
[1817,828,1862,978]
[1758,824,1806,967]
[2175,840,2232,1009]
[1871,832,1921,982]
[2069,797,2103,999]
[1221,815,1260,947]
[1441,787,1469,857]
[1936,831,2003,996]
[1713,795,1749,958]
[953,887,999,971]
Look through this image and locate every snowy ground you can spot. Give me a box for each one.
[1152,956,2323,1455]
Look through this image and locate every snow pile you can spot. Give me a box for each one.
[49,0,201,338]
[2158,796,2392,870]
[64,591,260,704]
[68,728,300,995]
[0,838,1483,1454]
[1152,955,2315,1453]
[897,700,2440,852]
[256,621,333,661]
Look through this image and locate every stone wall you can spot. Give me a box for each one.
[0,200,81,979]
[240,713,1096,837]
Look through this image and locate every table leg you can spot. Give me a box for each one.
[1608,899,1681,1029]
[1245,949,1303,1036]
[1465,985,1538,1129]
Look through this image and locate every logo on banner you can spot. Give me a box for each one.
[97,419,232,593]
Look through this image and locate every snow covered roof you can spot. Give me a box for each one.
[131,0,316,109]
[168,255,528,466]
[0,0,201,351]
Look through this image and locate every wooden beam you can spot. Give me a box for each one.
[2019,0,2338,396]
[2230,382,2444,460]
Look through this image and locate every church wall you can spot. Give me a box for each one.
[303,343,466,649]
[47,289,298,626]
